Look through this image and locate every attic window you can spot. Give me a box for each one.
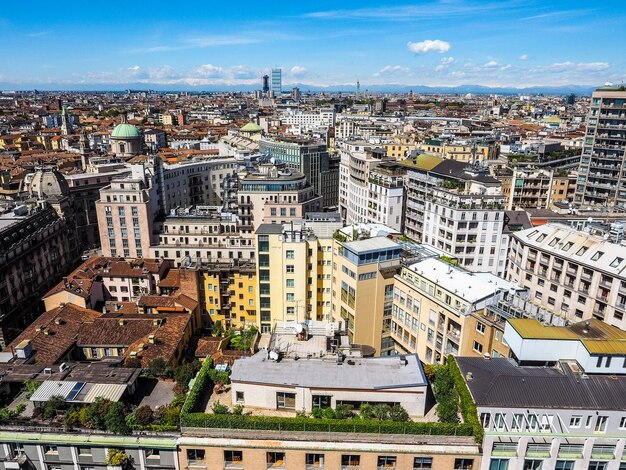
[537,234,546,242]
[610,257,623,268]
[527,230,539,238]
[562,242,573,251]
[590,251,604,261]
[548,237,560,247]
[576,246,588,256]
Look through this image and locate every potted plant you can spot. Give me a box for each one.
[106,449,130,470]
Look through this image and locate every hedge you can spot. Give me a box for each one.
[180,412,473,436]
[447,355,483,443]
[181,359,214,415]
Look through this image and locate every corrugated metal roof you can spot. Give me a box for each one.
[83,383,127,403]
[457,357,626,411]
[30,381,77,402]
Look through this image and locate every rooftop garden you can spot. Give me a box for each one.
[179,356,481,440]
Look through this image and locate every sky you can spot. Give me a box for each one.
[1,0,625,89]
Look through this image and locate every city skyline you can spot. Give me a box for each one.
[1,0,626,90]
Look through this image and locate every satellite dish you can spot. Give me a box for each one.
[295,324,304,334]
[269,350,279,361]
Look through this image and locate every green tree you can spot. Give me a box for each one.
[389,405,409,422]
[174,363,195,392]
[334,404,354,420]
[134,405,153,425]
[211,402,229,414]
[371,404,391,420]
[43,395,65,420]
[148,356,167,377]
[212,320,224,337]
[83,397,111,429]
[22,379,40,398]
[105,402,130,434]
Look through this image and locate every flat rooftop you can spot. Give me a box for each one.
[405,258,515,303]
[343,236,400,254]
[508,318,626,355]
[231,353,427,390]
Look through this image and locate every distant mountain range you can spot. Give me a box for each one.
[0,81,599,95]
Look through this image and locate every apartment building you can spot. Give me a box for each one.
[506,222,626,329]
[149,206,255,264]
[331,236,404,355]
[403,157,508,275]
[237,163,323,234]
[497,168,564,210]
[459,355,626,470]
[418,138,499,162]
[96,175,157,258]
[339,142,405,230]
[201,259,257,330]
[391,258,519,363]
[259,138,339,208]
[255,221,337,334]
[0,203,80,348]
[575,85,626,209]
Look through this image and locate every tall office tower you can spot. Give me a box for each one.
[575,85,626,210]
[262,75,269,93]
[271,68,282,95]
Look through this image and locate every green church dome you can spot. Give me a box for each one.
[240,122,263,133]
[111,123,141,139]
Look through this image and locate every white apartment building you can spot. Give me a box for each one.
[338,142,405,230]
[281,108,336,132]
[507,222,626,330]
[404,157,508,276]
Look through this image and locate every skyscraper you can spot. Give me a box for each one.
[271,68,282,95]
[262,75,269,93]
[575,85,626,209]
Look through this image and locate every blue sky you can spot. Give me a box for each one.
[1,0,625,88]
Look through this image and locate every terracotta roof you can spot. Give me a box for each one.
[137,295,177,308]
[5,304,102,364]
[125,314,191,366]
[195,336,229,358]
[175,293,198,311]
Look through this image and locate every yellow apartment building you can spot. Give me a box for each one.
[391,258,518,363]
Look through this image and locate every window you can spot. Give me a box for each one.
[473,341,483,354]
[523,461,542,470]
[286,250,295,259]
[413,457,433,469]
[235,391,244,404]
[187,449,205,463]
[44,445,58,454]
[286,265,295,273]
[224,450,243,464]
[286,307,295,315]
[587,463,608,470]
[312,395,331,409]
[306,453,324,468]
[377,456,397,467]
[286,279,295,288]
[554,462,574,470]
[619,416,626,429]
[493,413,506,431]
[266,452,285,467]
[276,392,296,410]
[341,455,360,466]
[570,416,582,428]
[145,449,160,458]
[489,460,509,470]
[454,459,474,469]
[476,322,486,334]
[77,446,92,456]
[286,293,295,302]
[594,415,608,433]
[9,443,25,457]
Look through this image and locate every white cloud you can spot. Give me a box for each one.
[484,60,499,68]
[407,39,451,54]
[435,57,456,71]
[519,54,529,61]
[195,64,224,78]
[375,65,411,76]
[290,66,307,77]
[532,61,609,73]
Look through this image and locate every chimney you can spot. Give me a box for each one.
[118,319,126,326]
[148,335,156,344]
